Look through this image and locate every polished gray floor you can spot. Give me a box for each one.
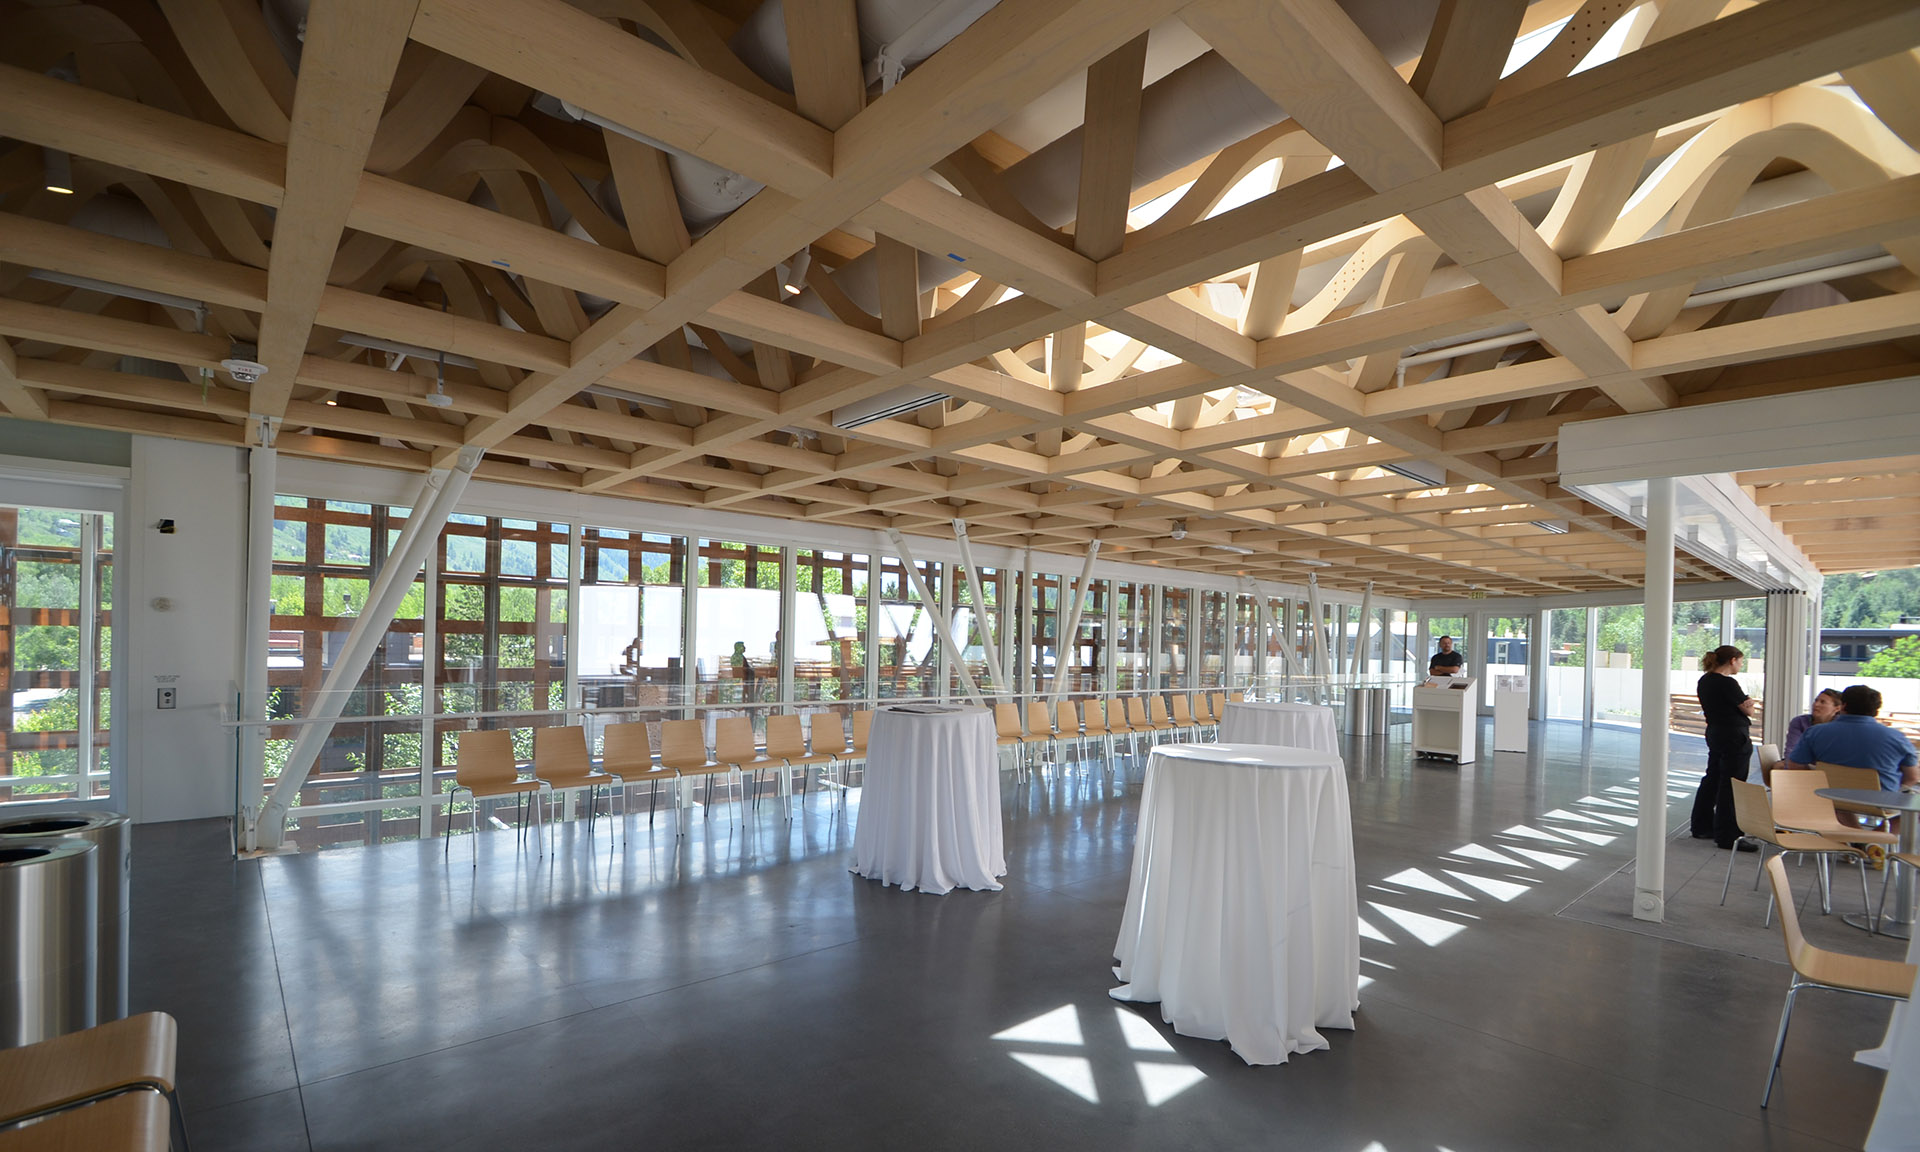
[132,721,1905,1151]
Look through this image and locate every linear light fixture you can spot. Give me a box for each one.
[337,333,478,370]
[42,148,74,195]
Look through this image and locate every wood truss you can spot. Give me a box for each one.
[2,0,1917,595]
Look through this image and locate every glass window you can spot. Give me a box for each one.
[797,549,867,704]
[1481,615,1532,706]
[1158,587,1191,689]
[1593,604,1644,728]
[1545,608,1587,721]
[1114,581,1154,691]
[578,528,685,715]
[0,508,112,804]
[876,555,940,700]
[695,540,782,709]
[1197,590,1228,688]
[948,562,1004,698]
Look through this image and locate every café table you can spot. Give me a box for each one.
[1817,787,1920,939]
[1111,743,1358,1065]
[850,705,1004,895]
[1217,700,1341,755]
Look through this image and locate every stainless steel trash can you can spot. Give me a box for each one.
[0,839,97,1047]
[0,812,130,1022]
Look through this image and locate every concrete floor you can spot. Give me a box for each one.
[132,720,1905,1151]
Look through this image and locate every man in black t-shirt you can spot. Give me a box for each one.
[1429,635,1466,677]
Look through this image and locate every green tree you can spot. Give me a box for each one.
[1860,635,1920,678]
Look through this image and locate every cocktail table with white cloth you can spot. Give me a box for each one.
[1111,743,1359,1065]
[1217,700,1341,755]
[850,705,1005,895]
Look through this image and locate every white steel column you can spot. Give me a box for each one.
[778,544,796,705]
[952,521,1004,693]
[75,513,98,801]
[1018,552,1036,695]
[1051,541,1101,706]
[1352,582,1374,674]
[417,549,439,838]
[1583,607,1599,727]
[257,450,480,848]
[863,553,880,704]
[1634,476,1676,923]
[565,524,582,715]
[238,432,277,846]
[885,530,984,706]
[1530,609,1549,720]
[1307,576,1329,701]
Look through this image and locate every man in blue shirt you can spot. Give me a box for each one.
[1784,684,1919,791]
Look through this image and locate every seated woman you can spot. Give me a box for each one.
[1782,688,1842,764]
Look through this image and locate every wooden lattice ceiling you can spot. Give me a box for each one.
[2,0,1917,596]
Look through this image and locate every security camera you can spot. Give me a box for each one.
[1171,520,1187,541]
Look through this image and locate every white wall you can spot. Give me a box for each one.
[120,437,246,823]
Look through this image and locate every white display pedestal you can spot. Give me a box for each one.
[1494,689,1529,753]
[1413,680,1477,763]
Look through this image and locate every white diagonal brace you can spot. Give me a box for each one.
[256,447,483,846]
[1050,539,1103,707]
[952,519,1005,693]
[885,528,986,708]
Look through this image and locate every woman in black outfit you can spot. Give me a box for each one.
[1691,645,1757,849]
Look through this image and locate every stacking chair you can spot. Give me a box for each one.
[656,719,740,824]
[1124,696,1155,760]
[1228,690,1246,703]
[1757,742,1782,786]
[1759,854,1915,1108]
[0,1011,187,1151]
[532,725,623,844]
[715,716,780,819]
[1169,694,1200,742]
[446,729,547,864]
[1024,699,1059,778]
[808,714,854,805]
[848,709,875,789]
[1078,699,1117,775]
[1721,779,1873,928]
[993,701,1027,776]
[1148,695,1180,744]
[1815,763,1894,835]
[765,714,835,809]
[600,722,679,831]
[1770,771,1896,916]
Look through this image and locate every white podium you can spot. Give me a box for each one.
[1493,676,1529,753]
[1413,679,1477,762]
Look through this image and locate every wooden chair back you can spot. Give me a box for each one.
[713,716,758,766]
[532,726,594,784]
[455,730,518,787]
[765,714,807,760]
[1150,696,1173,727]
[809,715,848,758]
[1081,699,1108,736]
[1026,699,1054,738]
[1229,690,1246,702]
[1730,779,1781,847]
[600,722,654,773]
[1758,742,1782,785]
[656,719,710,771]
[851,710,874,752]
[994,702,1023,740]
[1817,763,1885,794]
[1208,693,1227,722]
[1171,695,1195,726]
[1126,697,1151,730]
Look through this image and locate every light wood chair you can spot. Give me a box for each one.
[1722,779,1873,928]
[0,1011,185,1151]
[0,1087,170,1151]
[850,709,874,759]
[1205,692,1228,740]
[532,725,623,844]
[655,719,740,824]
[1148,695,1180,744]
[446,729,546,864]
[1024,699,1058,777]
[714,716,778,817]
[1759,854,1916,1108]
[807,713,853,804]
[1815,762,1895,834]
[1077,699,1117,774]
[600,722,679,831]
[765,714,834,813]
[1757,742,1782,786]
[993,701,1026,774]
[1124,696,1155,760]
[1769,771,1894,917]
[1169,694,1200,741]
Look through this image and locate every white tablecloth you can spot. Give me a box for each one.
[1111,743,1359,1065]
[1864,897,1920,1150]
[1218,701,1341,755]
[851,707,1005,895]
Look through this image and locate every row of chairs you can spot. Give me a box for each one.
[993,692,1242,776]
[445,693,1247,861]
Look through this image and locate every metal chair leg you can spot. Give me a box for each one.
[1762,981,1801,1108]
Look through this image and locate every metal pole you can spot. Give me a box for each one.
[1051,540,1102,706]
[417,548,438,838]
[257,450,481,847]
[778,544,796,705]
[76,513,98,802]
[1634,475,1675,924]
[1018,549,1036,695]
[238,431,277,848]
[1352,582,1374,674]
[952,520,1004,693]
[1307,575,1329,702]
[885,530,985,707]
